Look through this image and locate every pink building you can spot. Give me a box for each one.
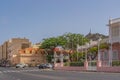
[109,18,120,61]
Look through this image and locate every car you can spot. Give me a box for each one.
[16,63,28,68]
[45,63,53,69]
[38,64,47,69]
[38,63,53,69]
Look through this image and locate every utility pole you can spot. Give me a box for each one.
[109,19,113,66]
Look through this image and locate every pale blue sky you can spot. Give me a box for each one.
[0,0,120,44]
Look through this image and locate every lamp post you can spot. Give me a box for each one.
[109,19,113,66]
[84,43,89,70]
[97,38,102,67]
[109,41,112,66]
[98,38,102,61]
[85,43,89,61]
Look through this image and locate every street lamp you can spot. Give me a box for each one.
[109,42,113,66]
[97,38,102,67]
[85,43,89,61]
[109,19,113,66]
[98,38,102,61]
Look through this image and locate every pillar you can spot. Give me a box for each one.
[84,60,88,70]
[60,51,64,67]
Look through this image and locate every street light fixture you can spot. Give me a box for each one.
[98,38,102,61]
[97,38,102,67]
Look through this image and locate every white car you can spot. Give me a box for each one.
[16,63,28,68]
[46,63,53,69]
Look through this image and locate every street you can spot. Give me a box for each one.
[0,67,120,80]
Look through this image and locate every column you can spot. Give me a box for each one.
[60,51,63,67]
[97,51,101,67]
[54,51,57,67]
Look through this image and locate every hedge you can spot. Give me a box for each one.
[112,61,120,66]
[69,62,84,66]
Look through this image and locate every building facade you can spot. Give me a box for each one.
[0,38,31,65]
[17,48,47,66]
[109,18,120,61]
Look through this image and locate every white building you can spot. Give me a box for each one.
[109,18,120,43]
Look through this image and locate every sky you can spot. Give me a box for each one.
[0,0,120,44]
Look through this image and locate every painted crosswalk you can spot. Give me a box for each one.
[0,69,41,73]
[0,68,53,74]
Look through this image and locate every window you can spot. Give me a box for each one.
[112,50,118,60]
[111,26,119,37]
[103,51,108,60]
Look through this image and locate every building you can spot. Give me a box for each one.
[0,38,31,65]
[31,43,41,48]
[0,41,8,60]
[17,47,47,66]
[109,18,120,61]
[0,46,3,61]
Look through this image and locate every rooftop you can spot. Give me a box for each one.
[110,18,120,24]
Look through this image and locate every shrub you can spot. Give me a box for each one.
[70,62,84,66]
[64,62,70,66]
[112,61,120,66]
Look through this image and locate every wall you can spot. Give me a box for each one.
[54,66,85,71]
[0,46,2,60]
[18,48,47,66]
[97,66,120,73]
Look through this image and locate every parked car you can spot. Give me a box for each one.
[38,64,47,69]
[16,63,28,68]
[38,63,53,69]
[45,63,53,69]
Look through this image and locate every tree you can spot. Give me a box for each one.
[88,46,98,60]
[87,42,109,60]
[40,33,89,63]
[40,32,89,50]
[62,33,89,50]
[99,43,109,50]
[70,52,85,62]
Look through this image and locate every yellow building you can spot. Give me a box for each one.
[16,48,47,66]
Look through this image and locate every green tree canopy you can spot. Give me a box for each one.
[40,33,89,50]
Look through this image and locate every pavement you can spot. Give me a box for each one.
[0,67,120,80]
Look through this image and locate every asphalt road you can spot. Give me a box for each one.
[0,67,120,80]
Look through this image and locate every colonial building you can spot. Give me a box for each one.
[98,18,120,67]
[109,18,120,61]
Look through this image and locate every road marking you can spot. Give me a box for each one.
[0,69,50,73]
